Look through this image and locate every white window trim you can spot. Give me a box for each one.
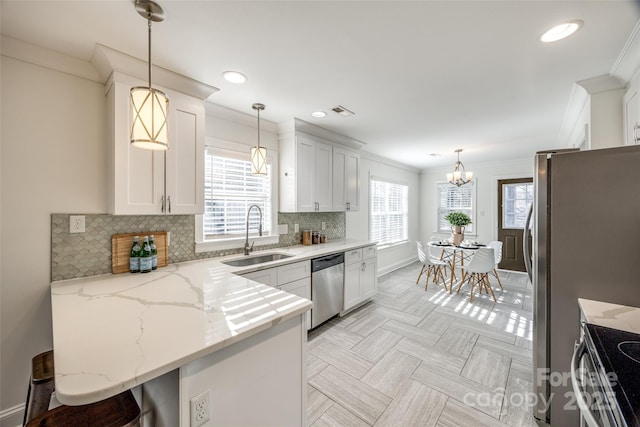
[195,138,279,253]
[434,180,477,237]
[369,174,410,247]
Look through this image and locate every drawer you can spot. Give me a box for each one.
[277,260,310,285]
[345,248,363,265]
[241,268,278,287]
[363,245,377,260]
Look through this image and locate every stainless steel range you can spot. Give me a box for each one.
[572,323,640,427]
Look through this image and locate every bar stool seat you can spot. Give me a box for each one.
[24,350,140,427]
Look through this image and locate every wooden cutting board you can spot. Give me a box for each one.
[111,231,168,274]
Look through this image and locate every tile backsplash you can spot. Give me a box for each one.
[51,211,345,281]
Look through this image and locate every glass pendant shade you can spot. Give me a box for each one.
[131,86,169,150]
[251,146,267,175]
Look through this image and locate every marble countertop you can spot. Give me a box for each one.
[51,239,375,405]
[578,298,640,335]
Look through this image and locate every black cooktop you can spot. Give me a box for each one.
[585,323,640,427]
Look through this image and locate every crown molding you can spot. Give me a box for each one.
[1,35,102,82]
[205,102,278,134]
[611,20,640,83]
[91,44,218,100]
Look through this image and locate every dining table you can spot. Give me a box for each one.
[427,241,485,292]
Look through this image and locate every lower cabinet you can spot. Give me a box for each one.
[343,245,377,312]
[241,260,311,330]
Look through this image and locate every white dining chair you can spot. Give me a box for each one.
[456,247,497,302]
[416,241,448,291]
[487,240,503,289]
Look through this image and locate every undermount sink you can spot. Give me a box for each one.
[221,252,294,267]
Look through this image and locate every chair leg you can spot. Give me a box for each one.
[493,268,503,289]
[416,264,425,285]
[483,274,497,302]
[468,274,476,302]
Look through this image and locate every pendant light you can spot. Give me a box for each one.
[251,103,267,175]
[130,0,169,151]
[447,149,473,187]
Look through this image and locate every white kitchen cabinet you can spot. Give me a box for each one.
[280,132,333,212]
[333,148,360,212]
[624,87,639,145]
[241,260,312,330]
[107,72,204,215]
[343,245,377,312]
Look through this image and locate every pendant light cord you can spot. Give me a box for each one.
[257,108,261,148]
[147,18,152,90]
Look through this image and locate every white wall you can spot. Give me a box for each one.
[346,154,421,276]
[1,56,107,426]
[419,158,533,246]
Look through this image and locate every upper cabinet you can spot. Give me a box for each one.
[92,45,218,215]
[279,118,362,213]
[333,148,360,212]
[106,73,205,215]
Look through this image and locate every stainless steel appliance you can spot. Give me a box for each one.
[571,323,640,427]
[524,145,640,426]
[311,253,344,328]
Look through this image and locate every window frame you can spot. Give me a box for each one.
[195,139,279,253]
[369,175,409,248]
[435,180,477,236]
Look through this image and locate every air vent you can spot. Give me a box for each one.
[331,105,355,117]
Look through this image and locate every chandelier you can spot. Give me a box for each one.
[447,149,473,187]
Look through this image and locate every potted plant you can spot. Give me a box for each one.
[445,212,472,245]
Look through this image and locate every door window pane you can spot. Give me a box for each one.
[502,183,533,229]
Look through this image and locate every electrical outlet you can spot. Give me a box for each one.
[190,390,210,427]
[69,215,85,233]
[321,222,326,231]
[294,223,299,233]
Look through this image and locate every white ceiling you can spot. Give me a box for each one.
[2,1,639,169]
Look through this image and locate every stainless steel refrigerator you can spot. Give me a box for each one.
[525,145,640,426]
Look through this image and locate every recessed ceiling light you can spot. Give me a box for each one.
[541,20,583,43]
[222,71,247,84]
[311,111,327,118]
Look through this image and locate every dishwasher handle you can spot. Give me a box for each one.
[311,253,345,272]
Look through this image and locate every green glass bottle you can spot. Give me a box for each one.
[149,235,158,270]
[129,236,142,273]
[140,236,152,273]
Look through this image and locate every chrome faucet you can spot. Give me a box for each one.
[244,204,263,255]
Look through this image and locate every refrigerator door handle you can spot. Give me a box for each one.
[523,204,533,283]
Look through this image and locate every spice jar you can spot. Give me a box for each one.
[320,233,326,243]
[302,230,312,246]
[312,232,320,244]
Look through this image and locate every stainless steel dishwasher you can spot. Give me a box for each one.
[311,253,344,328]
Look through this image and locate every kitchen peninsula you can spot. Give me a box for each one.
[50,239,375,426]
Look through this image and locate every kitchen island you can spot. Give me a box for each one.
[50,239,375,426]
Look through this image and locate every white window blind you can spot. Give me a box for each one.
[204,149,271,240]
[437,182,474,233]
[370,178,408,246]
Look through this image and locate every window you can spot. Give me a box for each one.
[369,177,408,246]
[203,148,272,240]
[502,182,533,229]
[436,182,475,233]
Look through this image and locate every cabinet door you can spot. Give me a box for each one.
[343,262,361,310]
[110,78,164,215]
[295,135,316,212]
[279,277,311,330]
[315,142,333,211]
[165,92,205,214]
[332,148,347,211]
[624,89,639,146]
[346,152,360,211]
[361,259,377,300]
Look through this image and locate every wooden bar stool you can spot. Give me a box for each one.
[24,350,140,427]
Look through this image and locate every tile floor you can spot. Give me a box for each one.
[306,262,537,427]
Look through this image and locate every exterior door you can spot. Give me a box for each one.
[498,178,533,271]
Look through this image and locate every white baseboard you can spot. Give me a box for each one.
[0,402,24,427]
[377,256,417,277]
